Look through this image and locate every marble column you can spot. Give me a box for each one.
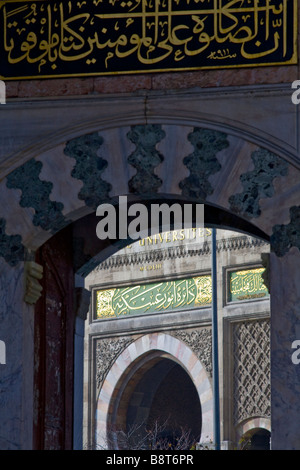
[0,260,35,450]
[270,248,300,450]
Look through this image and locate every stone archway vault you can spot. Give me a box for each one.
[95,333,213,449]
[0,89,300,449]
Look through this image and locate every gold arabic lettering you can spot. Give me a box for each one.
[1,0,295,79]
[96,275,212,319]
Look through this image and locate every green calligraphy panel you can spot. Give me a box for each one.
[96,275,212,319]
[0,0,297,80]
[228,267,269,302]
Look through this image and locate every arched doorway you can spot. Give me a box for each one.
[0,111,299,449]
[128,359,201,443]
[31,200,268,450]
[107,356,202,450]
[95,333,212,449]
[237,417,271,451]
[241,429,271,451]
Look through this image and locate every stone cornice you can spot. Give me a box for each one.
[95,235,268,271]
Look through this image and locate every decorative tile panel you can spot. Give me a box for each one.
[0,218,24,266]
[96,336,133,391]
[229,148,288,219]
[127,125,165,195]
[6,159,69,233]
[64,132,111,209]
[179,128,229,201]
[271,206,300,257]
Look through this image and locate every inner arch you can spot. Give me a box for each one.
[126,358,202,445]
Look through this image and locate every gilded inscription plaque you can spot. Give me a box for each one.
[0,0,297,80]
[96,275,212,319]
[228,267,269,302]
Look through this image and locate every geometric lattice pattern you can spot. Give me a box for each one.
[233,319,270,424]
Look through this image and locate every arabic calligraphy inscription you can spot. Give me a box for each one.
[0,0,297,79]
[96,275,212,319]
[228,267,269,302]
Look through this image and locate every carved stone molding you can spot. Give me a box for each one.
[95,235,268,271]
[171,328,212,376]
[96,336,133,391]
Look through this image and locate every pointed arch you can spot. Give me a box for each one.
[95,332,213,448]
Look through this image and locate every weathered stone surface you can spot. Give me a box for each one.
[6,66,297,99]
[270,248,300,450]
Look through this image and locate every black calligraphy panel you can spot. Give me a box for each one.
[0,0,297,80]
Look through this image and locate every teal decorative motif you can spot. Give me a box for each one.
[0,218,24,266]
[229,148,289,218]
[6,159,69,233]
[64,132,111,209]
[127,125,165,195]
[271,206,300,257]
[179,128,229,201]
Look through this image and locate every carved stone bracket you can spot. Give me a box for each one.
[24,261,43,305]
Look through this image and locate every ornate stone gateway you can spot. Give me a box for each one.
[94,333,213,450]
[84,228,271,449]
[0,84,300,449]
